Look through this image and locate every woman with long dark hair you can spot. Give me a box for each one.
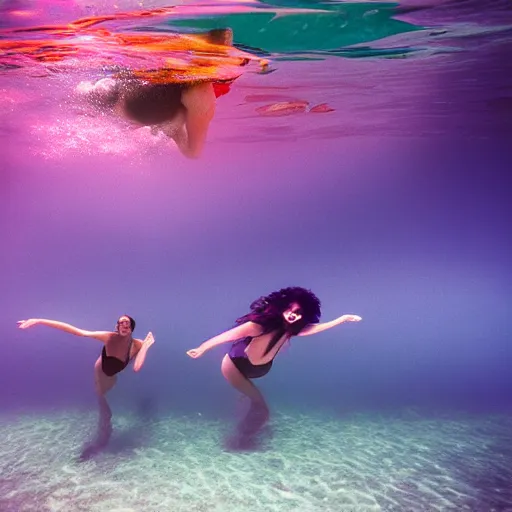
[187,287,361,447]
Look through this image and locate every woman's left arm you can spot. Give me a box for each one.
[132,332,155,372]
[297,314,362,337]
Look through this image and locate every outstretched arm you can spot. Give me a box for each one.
[297,314,362,337]
[187,321,261,358]
[133,332,155,372]
[17,318,111,343]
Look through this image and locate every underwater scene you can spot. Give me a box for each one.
[1,0,511,510]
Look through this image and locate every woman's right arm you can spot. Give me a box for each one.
[17,318,111,343]
[186,321,261,358]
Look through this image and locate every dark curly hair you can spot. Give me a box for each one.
[235,287,321,354]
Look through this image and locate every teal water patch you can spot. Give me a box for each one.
[161,1,424,59]
[274,45,419,60]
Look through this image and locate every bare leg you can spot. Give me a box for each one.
[221,355,270,450]
[79,357,117,460]
[95,357,117,435]
[221,354,267,406]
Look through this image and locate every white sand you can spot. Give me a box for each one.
[1,408,511,511]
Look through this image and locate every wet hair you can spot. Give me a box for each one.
[117,315,136,332]
[236,287,321,354]
[121,82,183,125]
[203,28,233,46]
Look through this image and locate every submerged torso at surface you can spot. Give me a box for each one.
[86,78,185,125]
[119,82,186,125]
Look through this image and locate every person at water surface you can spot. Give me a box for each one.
[187,287,361,447]
[17,315,155,458]
[76,28,237,159]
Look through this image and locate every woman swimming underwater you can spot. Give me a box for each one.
[17,315,155,458]
[187,287,361,445]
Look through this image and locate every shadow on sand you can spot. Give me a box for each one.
[223,399,273,452]
[78,397,156,461]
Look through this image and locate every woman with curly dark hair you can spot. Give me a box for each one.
[187,287,361,445]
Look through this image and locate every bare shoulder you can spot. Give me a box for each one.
[181,82,215,109]
[237,321,264,337]
[128,338,143,358]
[133,338,144,350]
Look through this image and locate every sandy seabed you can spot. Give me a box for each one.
[1,407,511,512]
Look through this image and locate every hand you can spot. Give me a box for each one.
[17,319,40,329]
[144,332,155,346]
[186,347,205,359]
[342,314,362,323]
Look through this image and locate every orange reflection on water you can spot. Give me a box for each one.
[0,5,269,83]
